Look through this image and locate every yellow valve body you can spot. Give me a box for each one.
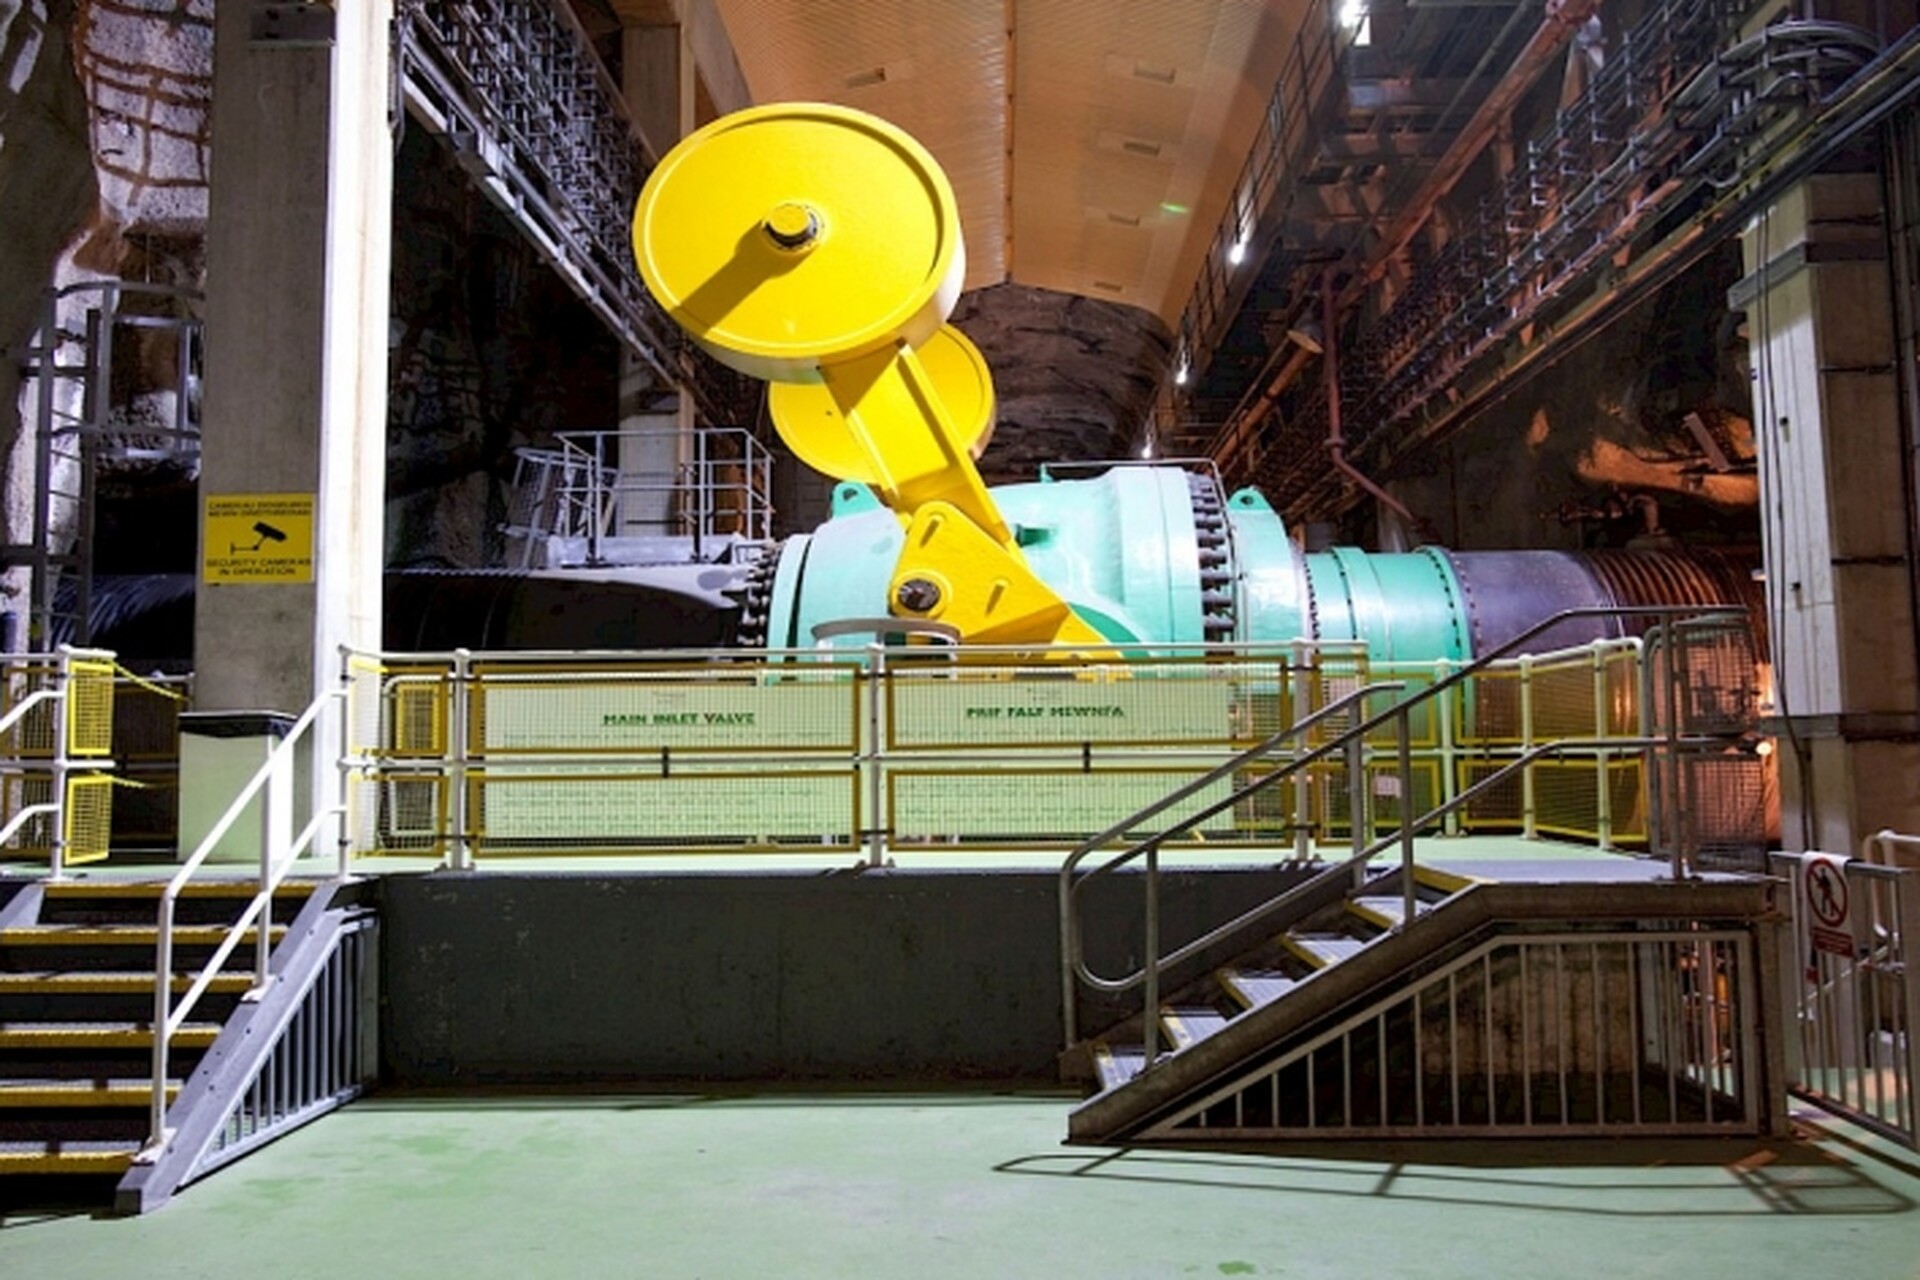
[632,103,966,383]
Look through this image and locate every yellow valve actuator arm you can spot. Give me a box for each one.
[631,102,1108,651]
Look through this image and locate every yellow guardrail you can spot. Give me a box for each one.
[337,634,1718,863]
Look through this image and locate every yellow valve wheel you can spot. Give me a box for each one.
[768,325,995,482]
[632,103,966,382]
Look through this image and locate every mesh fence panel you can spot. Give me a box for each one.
[1531,659,1600,741]
[63,774,115,864]
[473,769,858,851]
[884,656,1289,750]
[1460,759,1525,830]
[472,661,859,755]
[1683,753,1768,871]
[1464,669,1523,745]
[0,659,58,758]
[65,660,116,757]
[887,767,1261,845]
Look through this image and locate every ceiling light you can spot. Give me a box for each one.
[1285,320,1324,354]
[1174,360,1190,387]
[1227,238,1248,266]
[1140,440,1155,460]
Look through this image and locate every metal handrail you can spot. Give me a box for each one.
[1059,602,1747,1055]
[138,687,348,1160]
[1059,681,1407,1054]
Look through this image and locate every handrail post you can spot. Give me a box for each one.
[48,649,71,881]
[1437,659,1460,836]
[1291,641,1313,862]
[1142,839,1161,1068]
[257,706,292,993]
[1594,644,1614,851]
[147,891,175,1154]
[866,643,887,868]
[1519,653,1537,839]
[1667,622,1687,879]
[449,648,473,871]
[1398,705,1416,927]
[1346,716,1368,890]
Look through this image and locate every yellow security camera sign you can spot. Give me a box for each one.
[203,493,316,584]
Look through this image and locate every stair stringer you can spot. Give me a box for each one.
[1069,878,1782,1143]
[114,886,380,1214]
[0,881,45,930]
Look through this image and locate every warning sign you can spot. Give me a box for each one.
[203,493,315,584]
[1801,852,1857,961]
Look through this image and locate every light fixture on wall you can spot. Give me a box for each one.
[1285,319,1324,354]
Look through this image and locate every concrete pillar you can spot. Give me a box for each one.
[191,1,392,836]
[1739,173,1920,853]
[615,13,698,542]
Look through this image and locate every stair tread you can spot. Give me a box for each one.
[1348,895,1431,928]
[0,1139,140,1173]
[43,880,316,899]
[0,1079,180,1106]
[0,970,254,994]
[1162,1006,1230,1050]
[0,1021,221,1048]
[1218,968,1299,1009]
[1281,934,1369,967]
[0,924,286,945]
[1092,1043,1146,1092]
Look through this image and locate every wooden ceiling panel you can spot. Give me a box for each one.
[705,0,1292,322]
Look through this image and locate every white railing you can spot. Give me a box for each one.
[0,645,118,878]
[138,687,349,1161]
[1777,836,1920,1150]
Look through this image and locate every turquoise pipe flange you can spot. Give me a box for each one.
[1303,545,1471,664]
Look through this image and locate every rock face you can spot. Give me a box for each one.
[0,1,100,634]
[950,283,1171,484]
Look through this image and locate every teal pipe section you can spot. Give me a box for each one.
[1223,488,1308,645]
[1304,546,1472,663]
[771,466,1474,665]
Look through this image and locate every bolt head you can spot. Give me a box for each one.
[894,578,942,613]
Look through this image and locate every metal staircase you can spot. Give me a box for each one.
[1068,872,1782,1143]
[0,876,378,1209]
[0,880,296,1178]
[1087,862,1474,1096]
[1060,605,1782,1145]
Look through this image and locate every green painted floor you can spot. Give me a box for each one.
[4,1093,1918,1279]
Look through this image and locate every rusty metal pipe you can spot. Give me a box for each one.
[1322,271,1421,530]
[1359,0,1604,297]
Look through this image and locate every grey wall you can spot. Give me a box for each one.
[376,865,1309,1086]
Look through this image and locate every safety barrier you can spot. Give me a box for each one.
[0,647,118,873]
[338,629,1747,865]
[1777,836,1920,1150]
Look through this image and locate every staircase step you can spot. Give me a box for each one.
[1280,934,1369,969]
[42,880,315,900]
[0,1079,180,1107]
[0,924,286,947]
[1162,1006,1230,1050]
[1413,865,1478,895]
[1093,1043,1147,1092]
[1348,895,1429,930]
[0,1021,220,1050]
[1218,967,1299,1009]
[0,971,254,995]
[0,1140,139,1175]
